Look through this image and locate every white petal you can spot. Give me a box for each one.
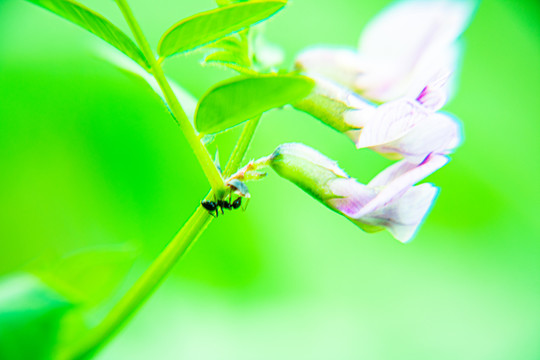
[406,44,460,107]
[356,0,474,101]
[295,47,365,90]
[355,99,429,149]
[367,159,419,188]
[358,183,439,242]
[344,105,377,130]
[370,113,462,163]
[252,30,285,69]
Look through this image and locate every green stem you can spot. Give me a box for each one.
[223,117,261,178]
[60,204,213,360]
[63,112,262,358]
[64,115,264,358]
[115,0,226,196]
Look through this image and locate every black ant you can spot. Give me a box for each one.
[201,196,242,217]
[201,179,250,217]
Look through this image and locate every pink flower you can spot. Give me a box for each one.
[328,153,447,242]
[269,143,448,242]
[294,72,461,163]
[296,0,474,102]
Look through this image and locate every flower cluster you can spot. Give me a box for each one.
[271,0,474,242]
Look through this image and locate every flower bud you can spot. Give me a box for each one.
[269,143,350,204]
[292,76,376,143]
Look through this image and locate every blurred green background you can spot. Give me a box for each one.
[1,0,539,359]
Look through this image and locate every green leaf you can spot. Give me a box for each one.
[158,0,286,59]
[216,0,244,6]
[0,273,73,360]
[34,244,137,308]
[195,74,315,134]
[26,0,150,70]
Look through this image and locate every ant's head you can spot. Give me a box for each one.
[231,197,242,209]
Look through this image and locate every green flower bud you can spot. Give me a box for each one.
[269,143,349,204]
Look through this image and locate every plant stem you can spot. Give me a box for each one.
[60,204,213,360]
[64,112,263,357]
[223,117,261,178]
[60,3,266,359]
[115,0,226,196]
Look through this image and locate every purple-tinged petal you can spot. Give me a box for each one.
[354,154,448,218]
[367,159,420,189]
[369,112,462,163]
[356,183,439,242]
[355,99,429,149]
[414,70,453,111]
[328,178,377,217]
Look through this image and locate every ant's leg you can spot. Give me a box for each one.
[242,198,250,211]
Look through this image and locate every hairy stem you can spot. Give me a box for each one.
[223,117,261,178]
[65,114,265,358]
[115,0,226,196]
[61,3,267,359]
